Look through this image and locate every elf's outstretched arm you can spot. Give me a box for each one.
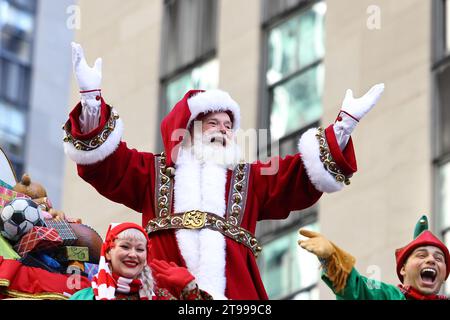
[298,229,404,300]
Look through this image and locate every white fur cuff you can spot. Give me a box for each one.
[63,118,124,165]
[298,128,344,193]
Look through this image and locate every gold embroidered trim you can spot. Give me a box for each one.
[62,107,119,151]
[316,127,351,185]
[155,152,174,218]
[226,162,250,226]
[146,211,262,257]
[3,288,68,300]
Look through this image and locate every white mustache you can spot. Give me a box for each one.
[203,132,230,147]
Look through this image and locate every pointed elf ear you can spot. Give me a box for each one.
[413,215,428,239]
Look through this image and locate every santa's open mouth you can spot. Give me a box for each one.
[210,136,226,147]
[420,268,437,284]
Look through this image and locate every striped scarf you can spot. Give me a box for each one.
[91,259,151,300]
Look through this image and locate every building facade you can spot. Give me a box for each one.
[0,0,74,208]
[60,0,449,299]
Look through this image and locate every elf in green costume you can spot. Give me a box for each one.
[298,215,449,300]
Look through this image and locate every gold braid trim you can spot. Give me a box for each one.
[2,288,68,300]
[62,106,120,151]
[316,127,351,185]
[0,279,10,287]
[323,242,356,294]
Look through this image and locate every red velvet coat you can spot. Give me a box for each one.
[65,95,357,300]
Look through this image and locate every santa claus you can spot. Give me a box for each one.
[63,42,385,299]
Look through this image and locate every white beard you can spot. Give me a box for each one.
[188,132,241,168]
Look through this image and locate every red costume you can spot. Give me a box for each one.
[63,89,357,299]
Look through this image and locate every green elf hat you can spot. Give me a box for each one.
[395,215,450,282]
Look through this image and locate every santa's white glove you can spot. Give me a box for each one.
[333,83,385,149]
[71,42,103,133]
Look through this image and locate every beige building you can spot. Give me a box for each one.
[62,0,450,299]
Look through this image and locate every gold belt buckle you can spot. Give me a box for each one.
[182,210,206,229]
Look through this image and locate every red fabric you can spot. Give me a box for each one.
[0,256,90,298]
[68,98,111,139]
[150,259,195,297]
[68,99,358,300]
[325,125,357,176]
[160,89,204,167]
[398,284,448,300]
[395,230,450,282]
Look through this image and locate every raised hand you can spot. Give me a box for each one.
[298,229,335,259]
[71,42,102,91]
[340,83,385,121]
[150,259,195,294]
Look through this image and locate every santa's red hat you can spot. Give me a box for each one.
[395,215,450,282]
[160,89,241,167]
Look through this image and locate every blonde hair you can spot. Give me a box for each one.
[114,228,155,297]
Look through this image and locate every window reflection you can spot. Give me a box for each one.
[447,0,450,52]
[165,59,219,113]
[270,64,324,140]
[267,2,325,85]
[0,0,35,177]
[0,101,26,158]
[266,2,326,142]
[440,162,450,228]
[260,222,320,299]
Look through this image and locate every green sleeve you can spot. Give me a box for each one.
[69,287,95,300]
[322,267,405,300]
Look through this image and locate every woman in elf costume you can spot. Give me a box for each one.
[70,222,212,300]
[298,215,449,300]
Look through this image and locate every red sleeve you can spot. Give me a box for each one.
[325,125,357,176]
[252,155,323,221]
[67,100,156,215]
[76,143,156,215]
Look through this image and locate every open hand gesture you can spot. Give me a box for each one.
[340,83,385,121]
[71,42,102,91]
[298,229,335,259]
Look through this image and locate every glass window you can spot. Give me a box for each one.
[270,64,324,140]
[439,162,450,229]
[446,0,450,52]
[259,221,320,299]
[267,3,325,85]
[164,59,219,113]
[266,2,326,141]
[262,0,308,24]
[161,0,217,76]
[437,63,450,156]
[0,101,26,159]
[0,57,30,105]
[0,0,34,63]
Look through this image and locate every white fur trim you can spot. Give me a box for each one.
[195,164,227,299]
[173,155,228,299]
[187,89,241,130]
[174,155,202,277]
[298,128,344,193]
[63,118,123,165]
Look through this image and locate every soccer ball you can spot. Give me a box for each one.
[0,198,45,242]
